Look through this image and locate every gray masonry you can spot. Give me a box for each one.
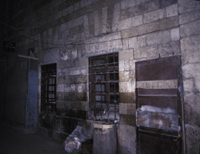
[0,0,200,153]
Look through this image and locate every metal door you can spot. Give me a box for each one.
[135,56,182,154]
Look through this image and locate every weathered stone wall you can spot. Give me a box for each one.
[1,0,200,153]
[179,0,200,153]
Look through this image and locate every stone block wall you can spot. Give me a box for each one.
[1,0,200,153]
[179,0,200,153]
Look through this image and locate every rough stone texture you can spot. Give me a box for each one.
[118,125,136,154]
[136,80,178,89]
[185,124,200,154]
[4,0,200,153]
[181,35,200,64]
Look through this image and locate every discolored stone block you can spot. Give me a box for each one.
[120,114,136,126]
[119,92,136,103]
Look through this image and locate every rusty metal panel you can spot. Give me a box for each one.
[136,56,180,81]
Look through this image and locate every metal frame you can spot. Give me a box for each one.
[41,63,57,112]
[89,53,119,121]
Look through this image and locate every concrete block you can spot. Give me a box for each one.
[143,8,165,24]
[131,15,143,27]
[119,50,134,61]
[147,30,171,46]
[171,28,180,41]
[166,4,178,18]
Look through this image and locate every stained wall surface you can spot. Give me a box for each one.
[0,0,200,153]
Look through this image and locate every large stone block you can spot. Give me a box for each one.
[119,92,136,103]
[147,30,171,46]
[182,63,200,79]
[131,14,143,27]
[143,8,166,23]
[183,79,194,92]
[119,81,135,92]
[147,0,160,11]
[178,0,200,14]
[121,0,136,9]
[160,16,179,30]
[118,125,136,154]
[166,4,178,17]
[184,93,200,126]
[112,3,120,32]
[180,19,200,38]
[185,124,200,154]
[158,41,180,56]
[134,44,158,59]
[181,35,200,64]
[160,0,177,8]
[129,35,147,49]
[119,71,135,82]
[119,103,136,115]
[119,50,134,61]
[136,79,178,89]
[179,10,200,25]
[120,3,148,20]
[118,18,132,31]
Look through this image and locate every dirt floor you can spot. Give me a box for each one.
[0,122,67,154]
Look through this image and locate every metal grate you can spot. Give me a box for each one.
[41,63,57,112]
[89,53,119,121]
